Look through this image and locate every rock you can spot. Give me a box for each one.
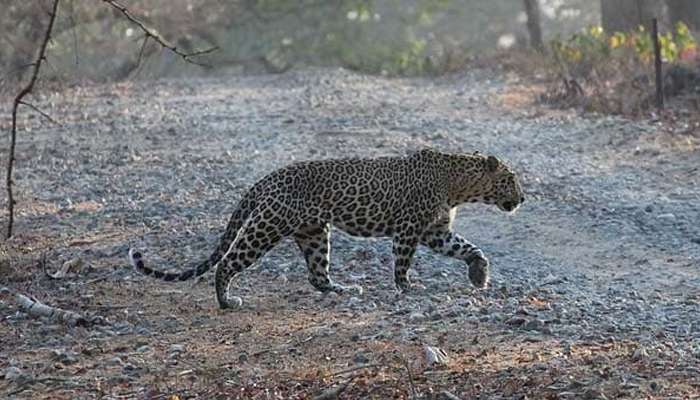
[97,328,117,337]
[583,388,607,399]
[516,306,534,316]
[506,316,527,326]
[135,345,151,353]
[108,356,124,366]
[429,311,444,321]
[122,363,139,373]
[438,390,462,400]
[424,346,450,367]
[364,301,378,310]
[324,291,339,301]
[134,326,151,336]
[353,352,369,364]
[442,307,462,319]
[107,374,131,385]
[541,273,563,286]
[51,349,79,365]
[409,312,427,322]
[346,296,363,309]
[4,366,29,383]
[169,344,185,354]
[524,319,546,332]
[632,347,649,361]
[168,344,185,359]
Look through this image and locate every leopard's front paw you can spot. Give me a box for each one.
[468,257,490,289]
[330,282,364,296]
[218,295,243,310]
[395,278,411,293]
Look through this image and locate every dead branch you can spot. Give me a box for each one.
[311,376,356,400]
[101,0,218,68]
[327,363,382,378]
[43,257,84,279]
[5,0,60,239]
[0,286,104,327]
[136,34,150,67]
[18,100,61,125]
[6,376,71,397]
[252,334,317,357]
[439,390,463,400]
[399,355,419,399]
[81,270,120,285]
[5,1,218,239]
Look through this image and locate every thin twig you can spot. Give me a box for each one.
[6,0,60,239]
[6,376,71,397]
[398,355,418,399]
[0,62,37,82]
[101,0,218,67]
[40,252,53,279]
[18,100,61,125]
[252,334,316,356]
[82,270,120,285]
[311,376,356,400]
[42,52,62,77]
[136,34,150,68]
[67,0,80,67]
[327,363,382,378]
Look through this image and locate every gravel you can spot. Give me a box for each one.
[1,67,698,398]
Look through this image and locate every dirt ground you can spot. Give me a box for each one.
[1,68,699,399]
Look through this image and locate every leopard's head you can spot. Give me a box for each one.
[482,155,524,213]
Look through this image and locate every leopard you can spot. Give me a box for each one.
[129,148,524,309]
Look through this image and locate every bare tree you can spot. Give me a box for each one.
[6,0,60,239]
[667,0,700,30]
[600,0,664,33]
[523,0,544,51]
[4,0,216,238]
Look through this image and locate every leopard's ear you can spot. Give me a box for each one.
[486,155,499,172]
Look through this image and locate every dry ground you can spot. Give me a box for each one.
[1,68,699,399]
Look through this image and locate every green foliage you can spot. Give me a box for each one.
[552,22,697,72]
[0,0,460,85]
[226,0,454,76]
[545,22,698,115]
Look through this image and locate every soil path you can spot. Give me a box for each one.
[1,68,699,399]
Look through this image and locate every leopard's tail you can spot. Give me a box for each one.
[128,202,252,282]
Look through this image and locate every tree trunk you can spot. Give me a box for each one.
[600,0,663,33]
[523,0,544,51]
[667,0,700,31]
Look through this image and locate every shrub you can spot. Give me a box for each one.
[543,22,698,115]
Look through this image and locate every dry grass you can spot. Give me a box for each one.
[2,241,699,399]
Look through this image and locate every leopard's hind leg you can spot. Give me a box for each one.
[215,208,286,309]
[294,224,363,295]
[205,195,257,274]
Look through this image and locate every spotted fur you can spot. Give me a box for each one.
[129,148,524,309]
